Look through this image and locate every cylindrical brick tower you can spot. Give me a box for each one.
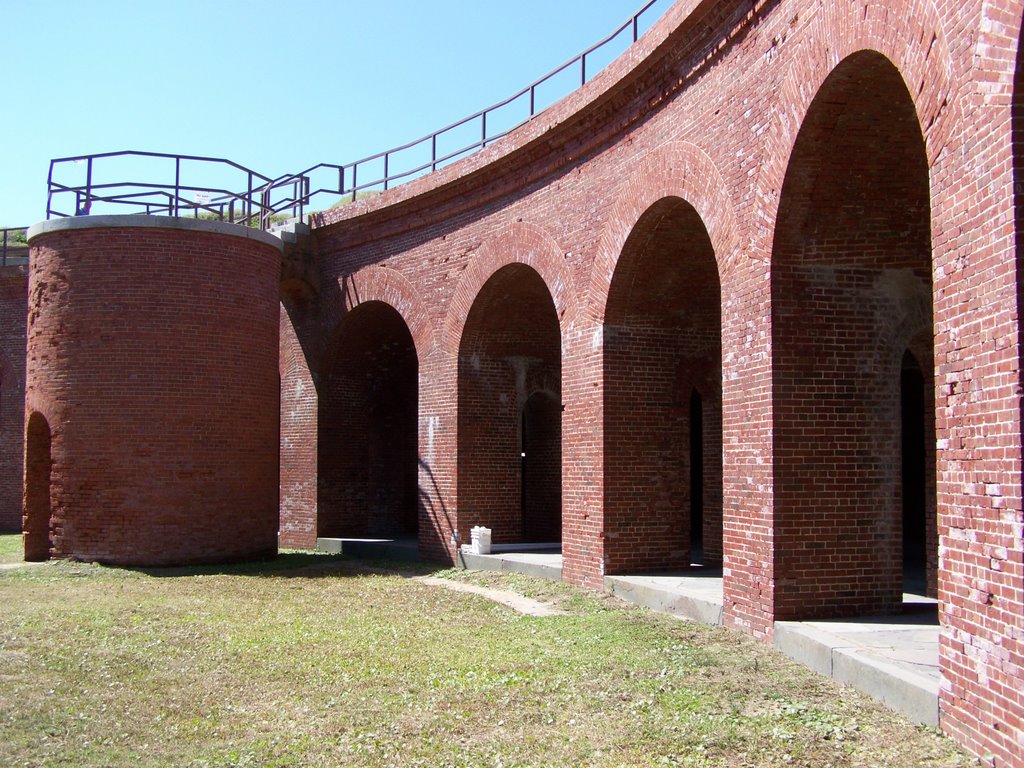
[24,216,282,566]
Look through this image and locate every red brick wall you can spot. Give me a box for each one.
[26,220,280,565]
[279,288,319,549]
[0,267,26,531]
[298,2,1024,761]
[5,0,1019,762]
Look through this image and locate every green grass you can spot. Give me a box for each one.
[0,534,971,767]
[0,530,23,563]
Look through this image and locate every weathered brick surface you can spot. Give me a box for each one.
[25,221,281,565]
[0,266,26,531]
[4,0,1023,762]
[296,2,1024,761]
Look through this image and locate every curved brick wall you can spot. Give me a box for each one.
[25,217,281,566]
[5,0,1023,762]
[299,2,1024,762]
[0,266,27,531]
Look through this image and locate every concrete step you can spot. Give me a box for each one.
[604,574,724,626]
[773,618,940,725]
[315,537,419,562]
[457,549,563,580]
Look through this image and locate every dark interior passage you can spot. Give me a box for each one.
[521,391,562,542]
[690,389,705,563]
[458,264,561,547]
[603,197,723,574]
[901,350,927,588]
[318,301,419,539]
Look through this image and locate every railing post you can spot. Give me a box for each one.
[633,14,639,42]
[481,112,487,148]
[384,153,390,191]
[582,53,587,85]
[85,157,93,214]
[530,85,536,116]
[46,161,55,219]
[432,134,438,172]
[173,157,181,217]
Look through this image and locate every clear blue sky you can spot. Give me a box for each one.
[1,0,669,227]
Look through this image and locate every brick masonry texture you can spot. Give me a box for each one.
[0,266,26,531]
[26,223,280,566]
[13,0,1024,764]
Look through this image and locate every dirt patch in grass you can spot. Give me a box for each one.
[0,545,974,767]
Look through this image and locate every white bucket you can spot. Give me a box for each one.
[470,526,492,555]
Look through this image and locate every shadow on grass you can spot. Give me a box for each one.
[127,552,449,580]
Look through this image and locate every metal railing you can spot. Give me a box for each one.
[45,0,669,230]
[46,151,280,227]
[0,228,29,266]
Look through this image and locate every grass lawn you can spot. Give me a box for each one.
[0,529,23,563]
[0,534,971,767]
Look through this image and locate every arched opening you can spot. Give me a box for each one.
[771,51,935,619]
[318,301,419,540]
[457,263,561,548]
[23,412,52,561]
[603,197,723,574]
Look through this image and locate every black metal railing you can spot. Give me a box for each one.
[45,0,669,230]
[46,150,280,228]
[0,228,29,266]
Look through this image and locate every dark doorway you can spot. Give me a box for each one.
[521,391,561,543]
[901,351,927,593]
[690,389,704,565]
[24,412,52,561]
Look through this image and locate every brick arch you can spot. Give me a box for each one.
[587,140,743,324]
[329,265,436,363]
[443,221,574,357]
[758,0,956,221]
[768,34,938,620]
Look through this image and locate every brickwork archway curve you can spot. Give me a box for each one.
[330,265,436,363]
[758,0,957,237]
[443,221,575,357]
[587,140,743,324]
